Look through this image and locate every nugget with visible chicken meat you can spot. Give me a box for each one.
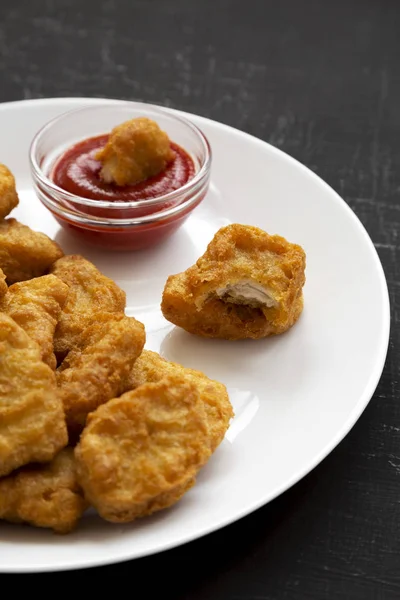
[0,275,69,370]
[0,218,64,284]
[50,255,126,361]
[0,448,88,533]
[0,314,67,477]
[96,117,175,186]
[57,315,145,437]
[0,164,19,220]
[75,377,212,523]
[128,350,233,451]
[161,224,306,340]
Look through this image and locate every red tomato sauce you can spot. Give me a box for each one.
[51,134,195,202]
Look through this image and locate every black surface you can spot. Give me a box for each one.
[0,0,399,597]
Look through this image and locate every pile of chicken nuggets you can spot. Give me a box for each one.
[0,162,306,535]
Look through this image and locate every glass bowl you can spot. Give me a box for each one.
[29,102,211,250]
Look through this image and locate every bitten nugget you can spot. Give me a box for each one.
[75,377,212,523]
[57,316,145,437]
[96,117,175,186]
[0,268,7,299]
[0,218,64,284]
[0,449,88,534]
[0,275,69,370]
[161,224,306,340]
[128,350,233,451]
[0,164,19,219]
[0,314,67,477]
[50,255,126,361]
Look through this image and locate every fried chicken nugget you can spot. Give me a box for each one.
[0,268,7,299]
[75,377,212,523]
[0,314,67,477]
[0,218,64,284]
[128,350,233,451]
[0,448,88,533]
[57,315,145,437]
[161,224,306,340]
[0,164,19,219]
[96,117,175,186]
[50,255,126,361]
[0,275,69,370]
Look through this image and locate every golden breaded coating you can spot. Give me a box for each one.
[57,311,124,370]
[0,275,69,370]
[96,117,175,186]
[50,255,126,361]
[161,224,306,340]
[0,267,7,299]
[0,164,19,220]
[0,449,88,534]
[131,477,196,520]
[128,350,233,451]
[0,218,64,284]
[0,314,67,477]
[75,377,212,523]
[57,316,145,437]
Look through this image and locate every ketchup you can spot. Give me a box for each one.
[52,135,195,202]
[45,132,207,252]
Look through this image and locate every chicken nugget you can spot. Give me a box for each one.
[0,164,19,219]
[128,350,233,451]
[56,311,125,371]
[0,314,67,477]
[161,224,306,340]
[0,218,64,284]
[0,448,88,534]
[51,255,126,361]
[96,117,175,186]
[0,268,7,299]
[57,315,145,437]
[0,275,69,370]
[75,377,211,523]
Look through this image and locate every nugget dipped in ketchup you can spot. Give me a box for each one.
[52,117,195,203]
[96,117,175,186]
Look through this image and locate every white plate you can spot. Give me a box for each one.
[0,98,390,573]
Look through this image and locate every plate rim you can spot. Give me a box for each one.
[0,97,391,573]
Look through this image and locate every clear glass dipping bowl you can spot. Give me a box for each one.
[29,102,211,250]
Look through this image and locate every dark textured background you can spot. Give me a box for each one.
[1,0,399,596]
